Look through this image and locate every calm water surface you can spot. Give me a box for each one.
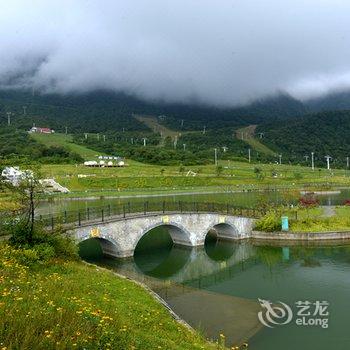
[38,187,350,214]
[79,231,350,350]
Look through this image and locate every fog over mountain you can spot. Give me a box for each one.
[1,0,350,106]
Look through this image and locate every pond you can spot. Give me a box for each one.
[38,187,350,215]
[79,229,350,350]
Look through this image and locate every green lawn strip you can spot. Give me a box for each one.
[284,207,350,233]
[31,133,107,159]
[256,207,350,233]
[0,244,217,350]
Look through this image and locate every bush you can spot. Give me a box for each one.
[8,221,34,244]
[8,221,79,262]
[255,211,281,232]
[17,248,40,265]
[32,243,56,261]
[299,194,319,207]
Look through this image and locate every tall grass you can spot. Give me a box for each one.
[0,243,216,350]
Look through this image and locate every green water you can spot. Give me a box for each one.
[39,187,350,215]
[79,231,350,350]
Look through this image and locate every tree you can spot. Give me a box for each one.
[254,167,264,180]
[1,167,43,243]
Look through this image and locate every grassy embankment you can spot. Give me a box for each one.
[28,133,350,198]
[289,206,350,232]
[256,206,350,233]
[0,243,218,350]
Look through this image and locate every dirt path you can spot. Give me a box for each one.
[322,206,336,218]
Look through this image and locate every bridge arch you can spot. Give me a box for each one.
[78,235,121,258]
[135,221,193,250]
[206,222,241,241]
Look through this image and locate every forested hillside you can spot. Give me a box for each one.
[0,89,307,133]
[73,127,262,165]
[306,90,350,112]
[0,127,83,164]
[257,110,350,167]
[3,88,350,168]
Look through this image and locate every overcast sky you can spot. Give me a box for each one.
[1,0,350,106]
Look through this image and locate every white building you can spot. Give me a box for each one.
[1,167,33,186]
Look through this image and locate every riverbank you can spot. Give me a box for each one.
[252,230,350,241]
[0,243,218,350]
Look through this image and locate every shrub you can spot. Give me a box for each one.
[8,221,34,245]
[16,248,40,265]
[299,195,319,207]
[255,211,281,232]
[8,220,79,261]
[32,243,56,261]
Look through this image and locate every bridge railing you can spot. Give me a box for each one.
[36,201,266,230]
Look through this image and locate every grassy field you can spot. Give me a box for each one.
[31,133,106,159]
[37,159,350,195]
[0,243,218,350]
[23,132,350,196]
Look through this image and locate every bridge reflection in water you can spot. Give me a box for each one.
[79,226,265,347]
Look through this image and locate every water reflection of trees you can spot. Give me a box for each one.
[256,246,282,268]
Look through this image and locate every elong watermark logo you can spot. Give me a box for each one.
[258,299,329,329]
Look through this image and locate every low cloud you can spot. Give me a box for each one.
[1,0,350,105]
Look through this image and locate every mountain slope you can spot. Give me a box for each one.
[0,89,307,133]
[257,110,350,166]
[306,90,350,112]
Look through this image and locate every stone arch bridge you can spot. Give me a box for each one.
[71,212,255,258]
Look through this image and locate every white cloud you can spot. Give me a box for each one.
[1,0,350,105]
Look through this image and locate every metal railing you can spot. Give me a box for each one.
[36,201,266,230]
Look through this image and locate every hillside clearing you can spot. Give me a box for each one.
[235,125,276,156]
[134,115,180,145]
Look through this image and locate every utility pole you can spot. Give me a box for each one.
[142,138,147,147]
[174,135,178,149]
[23,106,27,115]
[103,135,106,142]
[181,119,184,128]
[65,126,68,135]
[131,137,134,145]
[248,148,251,163]
[279,154,282,165]
[84,133,88,140]
[311,152,315,171]
[202,125,206,135]
[214,148,218,166]
[183,143,186,151]
[325,155,332,170]
[6,112,11,126]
